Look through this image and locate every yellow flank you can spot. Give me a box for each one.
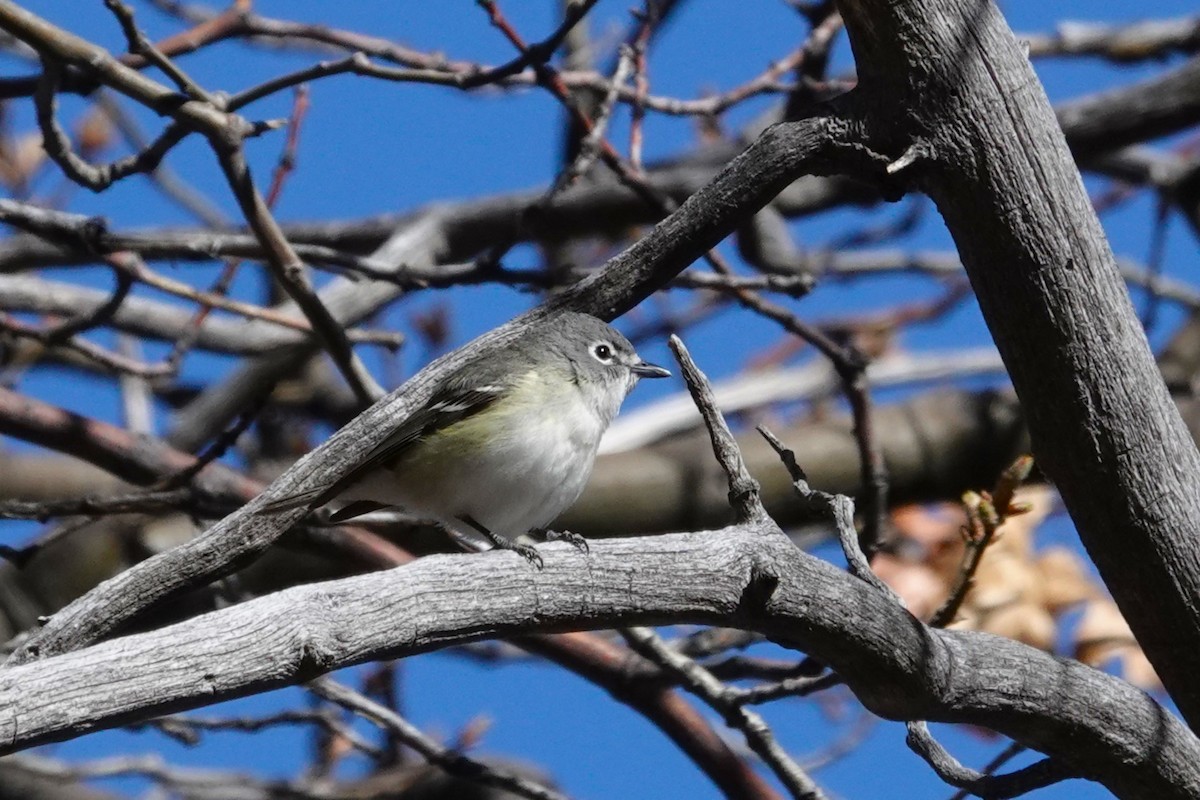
[393,369,556,469]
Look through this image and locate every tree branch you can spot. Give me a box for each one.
[0,528,1194,800]
[836,0,1200,730]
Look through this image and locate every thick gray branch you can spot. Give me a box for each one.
[0,528,1194,800]
[837,0,1200,731]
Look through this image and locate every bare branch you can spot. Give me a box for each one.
[0,529,1193,799]
[141,708,381,759]
[620,627,826,800]
[835,0,1200,726]
[310,678,568,800]
[668,335,763,522]
[757,426,894,599]
[906,721,1076,799]
[1023,16,1200,62]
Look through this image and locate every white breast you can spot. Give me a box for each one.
[344,371,610,539]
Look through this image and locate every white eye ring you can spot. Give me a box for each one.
[591,342,615,363]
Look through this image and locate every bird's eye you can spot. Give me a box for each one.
[592,343,613,362]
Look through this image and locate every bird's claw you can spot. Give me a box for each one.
[543,529,589,553]
[508,541,544,569]
[458,515,544,568]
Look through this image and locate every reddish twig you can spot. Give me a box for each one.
[929,456,1036,628]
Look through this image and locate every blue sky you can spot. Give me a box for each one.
[4,1,1198,798]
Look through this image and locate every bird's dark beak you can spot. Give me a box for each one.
[630,360,671,379]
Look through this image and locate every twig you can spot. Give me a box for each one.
[210,142,384,407]
[727,672,841,705]
[9,2,382,406]
[947,742,1029,800]
[309,677,568,800]
[95,90,228,227]
[264,86,309,205]
[733,291,888,554]
[2,752,327,799]
[477,0,683,216]
[0,490,232,574]
[758,426,897,602]
[928,455,1035,628]
[115,1,808,118]
[473,42,634,272]
[0,271,402,356]
[467,0,601,89]
[164,85,316,374]
[627,2,655,172]
[906,721,1075,798]
[673,270,815,297]
[559,46,634,189]
[784,5,843,116]
[668,335,763,521]
[103,0,220,106]
[154,391,270,489]
[43,261,131,343]
[0,383,263,502]
[0,488,231,523]
[0,1,251,98]
[140,709,382,759]
[111,254,401,343]
[33,58,185,191]
[620,626,828,800]
[0,313,173,378]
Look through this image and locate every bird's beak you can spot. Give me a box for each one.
[630,360,671,379]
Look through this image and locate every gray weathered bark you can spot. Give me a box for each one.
[0,527,1195,800]
[835,0,1200,731]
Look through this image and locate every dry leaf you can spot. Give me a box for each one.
[874,554,945,619]
[1034,546,1095,611]
[1121,648,1162,691]
[0,132,46,187]
[1074,600,1136,667]
[968,550,1038,613]
[891,503,966,585]
[979,602,1056,650]
[985,485,1055,558]
[75,106,114,156]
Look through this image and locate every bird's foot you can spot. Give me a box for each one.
[538,528,589,554]
[504,540,545,568]
[460,515,544,568]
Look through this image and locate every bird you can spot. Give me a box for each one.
[259,312,670,565]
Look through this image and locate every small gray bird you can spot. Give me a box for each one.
[261,312,669,564]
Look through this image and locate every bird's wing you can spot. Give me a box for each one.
[258,379,506,515]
